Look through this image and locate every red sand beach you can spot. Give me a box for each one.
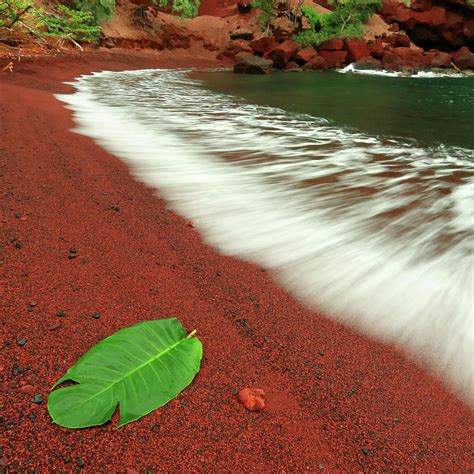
[1,49,472,471]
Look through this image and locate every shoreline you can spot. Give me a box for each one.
[1,49,472,471]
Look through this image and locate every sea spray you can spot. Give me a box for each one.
[57,69,474,405]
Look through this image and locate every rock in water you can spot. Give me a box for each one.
[234,54,273,74]
[238,388,266,411]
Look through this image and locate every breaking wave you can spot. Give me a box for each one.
[58,69,474,404]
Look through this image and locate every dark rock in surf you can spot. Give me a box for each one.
[234,53,273,74]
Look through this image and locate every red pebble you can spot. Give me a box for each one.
[237,388,266,411]
[20,384,35,395]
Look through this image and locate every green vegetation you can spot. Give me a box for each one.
[295,0,382,47]
[74,0,115,23]
[0,0,100,41]
[48,318,202,429]
[156,0,201,18]
[42,5,101,41]
[251,0,275,31]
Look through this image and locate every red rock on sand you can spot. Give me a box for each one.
[20,385,35,395]
[343,39,370,63]
[238,388,266,411]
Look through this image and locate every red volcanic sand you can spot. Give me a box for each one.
[1,49,472,471]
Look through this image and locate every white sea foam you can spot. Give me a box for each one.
[338,63,466,78]
[57,69,474,405]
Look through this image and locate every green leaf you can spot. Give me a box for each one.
[47,318,202,429]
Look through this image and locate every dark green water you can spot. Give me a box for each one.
[195,70,474,150]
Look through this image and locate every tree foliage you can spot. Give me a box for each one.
[251,0,276,30]
[294,0,382,46]
[0,0,100,40]
[156,0,201,18]
[74,0,116,23]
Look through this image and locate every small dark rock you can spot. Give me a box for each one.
[92,313,100,319]
[362,448,369,455]
[29,301,38,307]
[14,213,21,218]
[239,318,248,327]
[12,367,24,376]
[49,322,61,331]
[17,338,27,347]
[230,29,254,41]
[319,351,324,356]
[69,247,77,254]
[237,0,252,13]
[15,242,22,249]
[56,311,65,317]
[68,254,77,259]
[76,457,85,468]
[32,394,43,404]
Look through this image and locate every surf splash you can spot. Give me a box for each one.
[58,69,474,405]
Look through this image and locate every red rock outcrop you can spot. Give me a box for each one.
[302,55,327,70]
[453,46,474,69]
[343,38,370,62]
[380,0,474,51]
[318,50,347,67]
[319,38,344,51]
[249,36,278,55]
[268,39,298,68]
[295,46,318,65]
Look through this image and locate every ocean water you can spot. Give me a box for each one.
[58,68,474,405]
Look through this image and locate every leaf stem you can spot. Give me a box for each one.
[186,329,197,339]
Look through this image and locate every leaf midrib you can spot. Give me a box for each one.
[57,336,186,415]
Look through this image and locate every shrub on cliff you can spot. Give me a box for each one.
[154,0,201,18]
[251,0,275,31]
[295,0,382,47]
[74,0,116,23]
[0,0,100,41]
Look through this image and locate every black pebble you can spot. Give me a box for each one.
[319,351,325,356]
[362,448,369,455]
[92,313,100,319]
[232,388,239,396]
[56,311,65,317]
[239,319,248,327]
[68,254,77,259]
[69,247,77,254]
[76,458,85,468]
[14,213,21,218]
[12,367,24,376]
[32,394,43,404]
[17,338,26,347]
[15,242,22,249]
